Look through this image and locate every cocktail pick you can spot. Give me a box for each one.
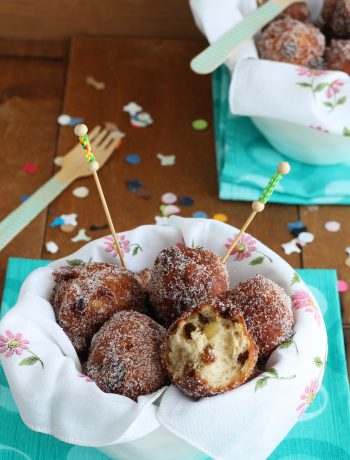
[221,162,291,264]
[74,124,126,268]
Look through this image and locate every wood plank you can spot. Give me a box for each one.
[0,39,68,59]
[300,206,350,325]
[0,1,202,41]
[45,36,300,269]
[0,54,66,297]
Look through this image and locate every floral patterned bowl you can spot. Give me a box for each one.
[0,217,328,460]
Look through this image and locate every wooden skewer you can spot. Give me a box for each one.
[74,124,126,269]
[221,162,291,264]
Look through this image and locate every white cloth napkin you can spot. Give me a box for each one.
[0,217,327,460]
[190,0,350,136]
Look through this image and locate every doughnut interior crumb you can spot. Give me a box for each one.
[167,305,251,388]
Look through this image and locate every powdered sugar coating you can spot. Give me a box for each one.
[229,274,294,359]
[85,310,167,400]
[161,297,258,398]
[322,0,350,37]
[259,0,309,21]
[325,39,350,74]
[52,263,145,354]
[149,247,229,328]
[257,17,325,67]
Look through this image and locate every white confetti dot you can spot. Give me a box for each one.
[54,156,63,166]
[298,232,315,244]
[73,186,89,198]
[162,204,180,216]
[45,241,59,254]
[325,221,341,232]
[57,114,71,126]
[71,228,92,242]
[161,192,177,204]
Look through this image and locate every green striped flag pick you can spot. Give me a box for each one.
[191,0,300,75]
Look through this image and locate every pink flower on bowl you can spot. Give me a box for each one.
[296,378,319,418]
[292,290,321,326]
[176,238,186,249]
[103,234,130,256]
[225,233,257,261]
[297,67,327,77]
[78,373,94,383]
[326,79,344,98]
[0,330,29,358]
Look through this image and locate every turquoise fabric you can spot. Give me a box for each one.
[212,66,350,205]
[0,258,349,459]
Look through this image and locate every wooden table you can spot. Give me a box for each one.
[0,36,348,376]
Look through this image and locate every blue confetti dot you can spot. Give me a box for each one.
[125,154,141,165]
[192,211,208,219]
[179,196,194,206]
[288,220,305,230]
[50,217,65,227]
[20,194,30,202]
[126,179,142,192]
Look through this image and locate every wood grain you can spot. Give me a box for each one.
[44,36,300,268]
[0,52,65,295]
[0,0,202,41]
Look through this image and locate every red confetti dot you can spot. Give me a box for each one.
[22,163,37,174]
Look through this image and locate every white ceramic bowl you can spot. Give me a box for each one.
[0,218,328,460]
[251,117,350,165]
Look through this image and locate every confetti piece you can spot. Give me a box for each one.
[345,257,350,267]
[297,232,315,245]
[287,220,305,230]
[22,163,37,174]
[192,211,208,218]
[45,241,59,254]
[162,204,180,216]
[192,119,208,131]
[346,247,350,256]
[60,224,75,233]
[135,186,151,199]
[57,114,84,127]
[337,279,348,293]
[157,153,176,166]
[281,239,301,255]
[73,186,89,198]
[161,192,177,204]
[71,228,92,243]
[155,216,169,226]
[213,213,228,223]
[90,223,109,231]
[130,111,153,128]
[50,217,65,228]
[291,227,308,238]
[123,102,143,116]
[54,156,63,167]
[125,154,141,165]
[20,194,30,202]
[179,196,194,206]
[126,179,142,192]
[325,221,341,232]
[61,213,78,226]
[85,75,106,90]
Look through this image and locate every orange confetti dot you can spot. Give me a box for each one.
[213,213,228,222]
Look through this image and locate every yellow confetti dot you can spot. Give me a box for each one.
[213,213,228,223]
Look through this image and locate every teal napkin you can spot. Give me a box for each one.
[212,66,350,205]
[0,258,349,459]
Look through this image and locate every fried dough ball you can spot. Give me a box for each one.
[161,298,258,398]
[258,0,309,21]
[85,310,166,400]
[228,274,294,359]
[325,39,350,74]
[322,0,350,38]
[257,17,325,66]
[149,247,229,328]
[52,263,145,354]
